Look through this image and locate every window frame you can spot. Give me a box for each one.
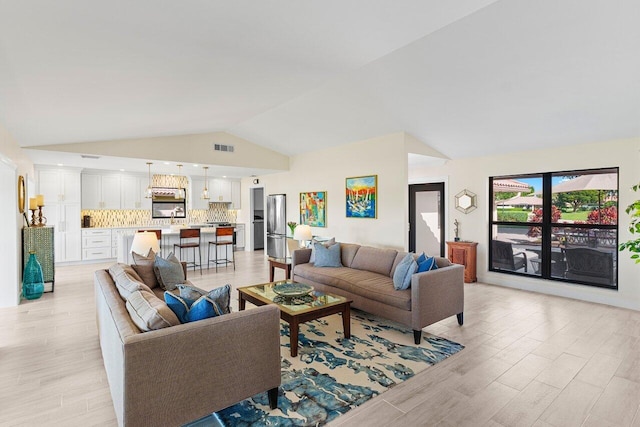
[489,167,619,290]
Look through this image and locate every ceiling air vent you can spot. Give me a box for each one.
[213,143,234,153]
[80,154,101,159]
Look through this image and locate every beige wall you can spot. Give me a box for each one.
[30,131,289,172]
[0,122,35,307]
[409,137,640,310]
[238,132,411,251]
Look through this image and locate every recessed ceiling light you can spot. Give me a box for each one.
[119,169,125,172]
[57,163,64,167]
[164,162,170,165]
[193,164,199,167]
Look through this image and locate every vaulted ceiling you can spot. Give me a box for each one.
[1,0,638,174]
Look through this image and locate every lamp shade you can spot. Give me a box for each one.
[293,224,312,241]
[131,231,160,256]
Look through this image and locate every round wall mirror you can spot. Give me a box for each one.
[455,189,477,214]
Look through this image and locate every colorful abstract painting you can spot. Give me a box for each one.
[300,191,327,227]
[346,175,377,218]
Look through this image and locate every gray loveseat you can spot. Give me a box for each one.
[292,243,464,344]
[95,264,281,427]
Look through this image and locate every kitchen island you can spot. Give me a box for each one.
[114,225,242,265]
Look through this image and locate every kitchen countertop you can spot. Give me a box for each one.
[82,223,243,231]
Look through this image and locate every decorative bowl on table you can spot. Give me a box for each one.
[272,282,313,297]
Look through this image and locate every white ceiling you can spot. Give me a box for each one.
[1,0,638,175]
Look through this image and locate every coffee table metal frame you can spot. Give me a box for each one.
[238,281,352,357]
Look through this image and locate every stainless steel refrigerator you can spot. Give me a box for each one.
[266,194,286,259]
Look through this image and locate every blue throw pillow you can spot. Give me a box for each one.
[314,242,342,267]
[164,292,190,323]
[164,292,224,323]
[393,253,417,290]
[417,256,439,273]
[175,283,231,314]
[188,295,223,322]
[416,252,427,265]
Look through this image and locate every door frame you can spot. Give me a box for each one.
[409,182,445,257]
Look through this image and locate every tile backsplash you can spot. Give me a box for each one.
[82,203,235,228]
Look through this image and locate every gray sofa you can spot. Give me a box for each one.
[292,243,464,344]
[95,264,281,427]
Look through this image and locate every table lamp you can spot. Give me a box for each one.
[293,224,313,248]
[131,231,160,256]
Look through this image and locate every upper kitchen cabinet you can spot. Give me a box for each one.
[210,178,232,203]
[191,177,211,210]
[231,180,241,209]
[82,172,121,209]
[37,167,82,204]
[121,174,151,210]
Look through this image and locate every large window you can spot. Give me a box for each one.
[489,168,618,289]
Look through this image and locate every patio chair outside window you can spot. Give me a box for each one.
[492,240,527,272]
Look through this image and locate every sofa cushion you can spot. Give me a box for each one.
[154,252,186,291]
[309,238,336,263]
[175,284,231,314]
[340,243,361,267]
[314,242,342,267]
[126,290,181,331]
[393,253,417,290]
[108,263,152,300]
[164,292,224,323]
[350,275,412,311]
[132,249,160,289]
[350,246,398,276]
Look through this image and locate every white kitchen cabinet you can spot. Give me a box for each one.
[231,181,241,209]
[191,177,211,210]
[82,173,121,209]
[37,167,82,204]
[121,174,151,210]
[46,202,82,262]
[210,178,232,203]
[82,229,113,260]
[36,166,82,262]
[235,223,245,250]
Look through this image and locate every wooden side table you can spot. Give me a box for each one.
[268,257,292,281]
[447,241,478,283]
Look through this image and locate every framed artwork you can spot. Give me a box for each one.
[345,175,377,218]
[300,191,327,227]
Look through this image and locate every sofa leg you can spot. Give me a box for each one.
[268,387,278,409]
[457,312,464,325]
[413,330,422,345]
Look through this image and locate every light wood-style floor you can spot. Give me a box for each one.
[1,250,639,426]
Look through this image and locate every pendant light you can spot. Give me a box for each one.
[144,162,153,199]
[201,166,210,200]
[174,164,185,199]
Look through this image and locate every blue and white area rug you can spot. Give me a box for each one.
[188,310,464,427]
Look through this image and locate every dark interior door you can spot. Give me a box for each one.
[409,183,445,256]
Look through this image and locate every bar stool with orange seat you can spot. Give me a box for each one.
[174,228,202,274]
[208,226,235,272]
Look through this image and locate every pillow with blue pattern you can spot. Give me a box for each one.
[164,292,225,323]
[416,252,439,273]
[175,284,231,314]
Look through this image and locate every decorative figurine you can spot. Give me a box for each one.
[454,219,460,241]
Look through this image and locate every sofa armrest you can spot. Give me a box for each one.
[410,264,464,329]
[292,248,312,271]
[122,304,281,427]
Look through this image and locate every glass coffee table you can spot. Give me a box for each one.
[238,280,352,357]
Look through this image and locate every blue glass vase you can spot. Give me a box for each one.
[23,252,45,300]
